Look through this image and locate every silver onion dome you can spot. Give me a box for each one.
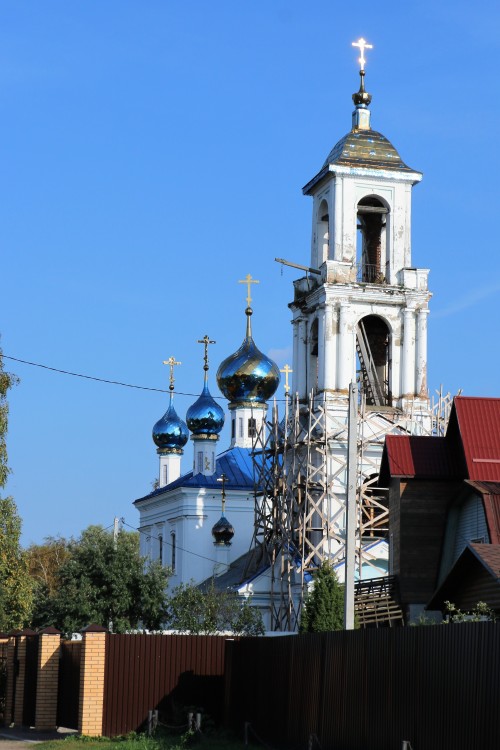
[216,307,280,406]
[186,383,225,436]
[152,399,189,453]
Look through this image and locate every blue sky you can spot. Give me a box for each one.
[1,1,499,545]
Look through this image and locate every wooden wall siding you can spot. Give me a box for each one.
[392,479,462,605]
[226,624,500,750]
[102,634,232,737]
[454,565,500,612]
[453,492,489,562]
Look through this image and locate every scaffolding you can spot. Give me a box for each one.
[248,386,456,632]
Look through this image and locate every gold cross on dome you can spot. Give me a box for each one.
[238,274,260,307]
[197,334,216,372]
[280,364,293,395]
[352,37,373,72]
[163,356,181,391]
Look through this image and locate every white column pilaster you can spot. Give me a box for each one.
[317,305,326,392]
[324,303,336,392]
[401,308,416,397]
[416,308,429,396]
[337,303,351,392]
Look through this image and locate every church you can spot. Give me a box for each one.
[134,39,435,631]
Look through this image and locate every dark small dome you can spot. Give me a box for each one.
[186,384,225,436]
[152,401,189,452]
[212,515,235,546]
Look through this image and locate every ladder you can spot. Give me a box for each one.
[356,321,385,406]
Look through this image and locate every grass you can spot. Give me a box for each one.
[36,728,250,750]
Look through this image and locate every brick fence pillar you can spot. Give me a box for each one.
[35,627,61,731]
[12,629,36,726]
[78,625,107,737]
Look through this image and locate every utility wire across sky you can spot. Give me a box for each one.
[1,354,291,402]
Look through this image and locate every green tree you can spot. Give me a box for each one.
[300,562,344,633]
[0,498,33,630]
[166,580,264,635]
[32,525,169,634]
[0,349,33,630]
[27,535,70,596]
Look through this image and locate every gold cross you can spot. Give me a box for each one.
[238,274,260,307]
[352,38,373,72]
[162,356,181,392]
[197,334,216,372]
[280,364,293,395]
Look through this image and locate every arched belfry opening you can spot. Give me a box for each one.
[316,199,329,265]
[356,315,391,406]
[308,318,319,391]
[356,196,388,283]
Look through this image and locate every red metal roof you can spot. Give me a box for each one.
[452,397,500,481]
[381,435,462,480]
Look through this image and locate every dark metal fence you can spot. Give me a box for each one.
[102,634,234,737]
[22,635,39,728]
[225,623,500,750]
[57,641,82,729]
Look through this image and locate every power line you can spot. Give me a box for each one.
[1,353,289,401]
[0,354,222,399]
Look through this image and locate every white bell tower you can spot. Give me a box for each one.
[291,42,430,417]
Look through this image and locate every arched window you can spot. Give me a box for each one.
[308,319,319,393]
[356,315,391,406]
[356,196,389,283]
[171,531,176,573]
[316,199,329,265]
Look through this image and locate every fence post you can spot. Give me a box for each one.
[35,627,61,731]
[78,625,108,737]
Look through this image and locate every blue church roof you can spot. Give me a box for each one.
[134,446,255,504]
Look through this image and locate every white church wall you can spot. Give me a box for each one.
[137,483,256,594]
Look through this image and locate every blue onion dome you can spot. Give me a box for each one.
[152,398,189,453]
[186,383,225,436]
[216,307,280,406]
[212,515,235,546]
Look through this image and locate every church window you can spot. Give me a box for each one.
[158,534,163,565]
[231,418,235,439]
[308,319,319,392]
[239,418,244,438]
[171,532,176,572]
[248,418,257,438]
[163,465,168,485]
[316,199,330,265]
[356,196,388,283]
[197,451,203,473]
